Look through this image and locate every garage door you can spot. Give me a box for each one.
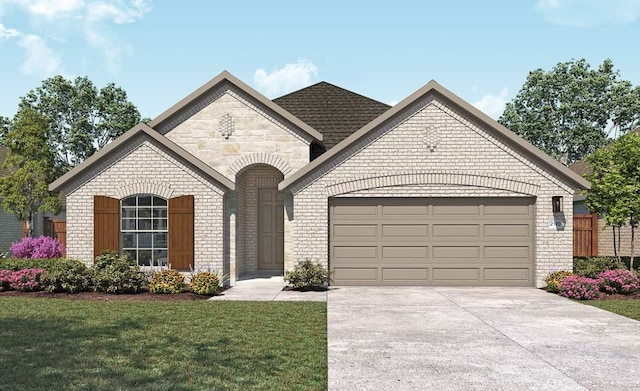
[329,198,534,286]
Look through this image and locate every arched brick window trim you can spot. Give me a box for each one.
[227,153,293,177]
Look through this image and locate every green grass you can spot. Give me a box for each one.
[584,299,640,321]
[0,298,327,391]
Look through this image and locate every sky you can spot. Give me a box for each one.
[0,0,639,120]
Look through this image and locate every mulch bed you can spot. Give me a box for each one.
[0,288,215,301]
[593,291,640,300]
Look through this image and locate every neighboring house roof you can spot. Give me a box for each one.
[569,127,640,178]
[49,123,235,192]
[273,82,390,149]
[148,70,323,142]
[0,145,8,177]
[279,80,591,191]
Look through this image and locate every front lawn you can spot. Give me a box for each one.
[584,299,640,321]
[0,298,327,391]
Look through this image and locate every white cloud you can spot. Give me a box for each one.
[535,0,640,27]
[86,0,151,23]
[254,59,318,97]
[18,34,61,76]
[84,26,130,73]
[388,100,399,106]
[472,87,509,119]
[24,0,85,18]
[0,22,20,38]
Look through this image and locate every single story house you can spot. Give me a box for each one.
[49,71,589,287]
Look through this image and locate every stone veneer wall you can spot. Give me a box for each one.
[291,96,575,288]
[63,135,226,270]
[236,165,284,273]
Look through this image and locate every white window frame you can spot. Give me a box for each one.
[120,194,168,267]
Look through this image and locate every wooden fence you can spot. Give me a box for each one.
[573,213,598,257]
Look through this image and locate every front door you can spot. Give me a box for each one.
[258,188,284,271]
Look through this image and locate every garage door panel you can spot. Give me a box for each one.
[382,224,429,239]
[433,224,479,238]
[330,197,534,286]
[433,268,480,281]
[432,246,479,259]
[333,224,378,240]
[382,268,429,282]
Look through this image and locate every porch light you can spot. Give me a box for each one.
[552,196,563,213]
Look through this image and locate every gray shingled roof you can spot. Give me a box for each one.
[273,82,390,150]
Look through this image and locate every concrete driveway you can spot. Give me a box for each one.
[328,287,640,390]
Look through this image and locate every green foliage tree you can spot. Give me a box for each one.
[20,75,141,173]
[0,107,61,237]
[0,115,11,146]
[586,133,640,270]
[499,59,639,165]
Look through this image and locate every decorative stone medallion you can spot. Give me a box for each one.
[219,113,235,139]
[424,124,440,152]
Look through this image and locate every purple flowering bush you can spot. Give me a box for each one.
[597,270,640,295]
[0,268,44,291]
[558,275,599,300]
[11,236,65,259]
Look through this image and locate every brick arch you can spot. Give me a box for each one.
[326,171,540,197]
[114,181,175,200]
[227,153,293,177]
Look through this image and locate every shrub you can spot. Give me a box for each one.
[149,270,184,294]
[190,271,223,295]
[40,259,92,293]
[0,269,14,291]
[0,258,61,271]
[558,275,599,300]
[8,268,44,291]
[93,251,146,294]
[11,236,65,259]
[573,257,625,278]
[545,270,574,293]
[597,269,640,295]
[284,259,332,290]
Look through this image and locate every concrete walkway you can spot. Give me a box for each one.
[208,272,327,301]
[328,287,640,390]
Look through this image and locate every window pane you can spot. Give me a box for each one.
[123,250,137,262]
[122,208,137,218]
[153,218,167,231]
[122,219,136,230]
[138,250,152,266]
[122,233,136,248]
[153,197,167,206]
[138,219,152,230]
[138,208,152,218]
[154,233,167,248]
[153,208,168,218]
[138,196,152,206]
[122,197,136,207]
[154,250,168,267]
[138,233,153,249]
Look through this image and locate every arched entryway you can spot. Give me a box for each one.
[236,164,285,275]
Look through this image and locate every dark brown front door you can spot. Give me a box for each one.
[258,189,284,271]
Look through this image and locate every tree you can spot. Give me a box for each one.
[20,75,141,173]
[499,59,638,165]
[0,107,61,237]
[0,115,11,146]
[586,133,640,270]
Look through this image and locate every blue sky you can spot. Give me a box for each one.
[0,0,639,120]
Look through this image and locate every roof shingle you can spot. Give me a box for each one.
[273,82,390,150]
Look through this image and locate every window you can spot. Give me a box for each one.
[121,195,168,266]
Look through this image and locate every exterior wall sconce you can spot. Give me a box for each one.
[552,196,563,213]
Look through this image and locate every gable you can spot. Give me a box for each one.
[280,81,590,192]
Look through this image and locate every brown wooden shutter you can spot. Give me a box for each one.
[169,195,194,270]
[94,195,120,259]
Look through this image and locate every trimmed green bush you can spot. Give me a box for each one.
[40,259,92,293]
[149,270,184,294]
[0,258,62,271]
[545,270,574,293]
[573,257,625,278]
[284,259,332,290]
[190,271,223,295]
[92,251,146,294]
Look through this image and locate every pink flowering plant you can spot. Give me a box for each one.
[0,269,13,291]
[558,275,599,300]
[596,269,640,295]
[5,268,44,291]
[11,236,65,259]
